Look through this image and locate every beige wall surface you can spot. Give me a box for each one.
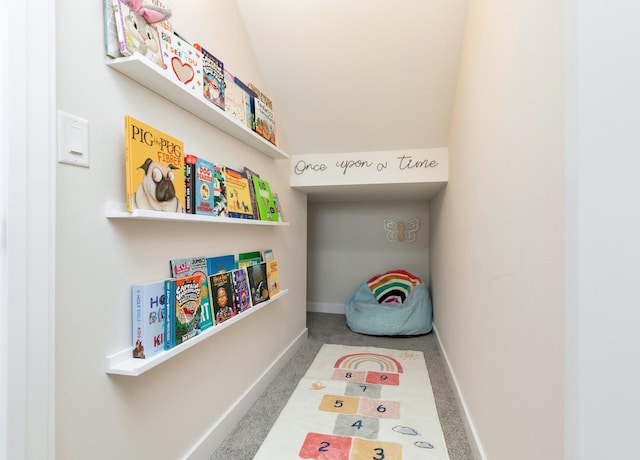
[430,1,565,459]
[55,1,307,458]
[307,200,430,306]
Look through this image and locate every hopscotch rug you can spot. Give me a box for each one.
[253,344,450,460]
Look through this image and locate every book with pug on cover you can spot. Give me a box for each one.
[124,115,185,213]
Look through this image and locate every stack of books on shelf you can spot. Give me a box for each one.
[124,115,285,222]
[132,249,280,359]
[105,0,278,145]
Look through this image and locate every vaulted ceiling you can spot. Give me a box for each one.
[235,0,470,156]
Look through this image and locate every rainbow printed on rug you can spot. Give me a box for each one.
[253,344,450,460]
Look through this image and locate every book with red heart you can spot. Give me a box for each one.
[156,24,203,98]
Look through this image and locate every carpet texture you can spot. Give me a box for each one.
[210,312,473,460]
[254,343,450,459]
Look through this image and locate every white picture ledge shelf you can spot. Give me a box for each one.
[106,289,289,376]
[107,55,288,160]
[105,202,289,226]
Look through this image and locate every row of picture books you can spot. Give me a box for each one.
[132,250,280,360]
[125,114,285,221]
[104,0,277,145]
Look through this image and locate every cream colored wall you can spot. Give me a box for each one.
[307,201,430,306]
[430,1,564,459]
[55,1,306,458]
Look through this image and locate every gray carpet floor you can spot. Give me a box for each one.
[210,312,474,459]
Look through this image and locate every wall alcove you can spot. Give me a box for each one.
[289,148,448,202]
[292,148,448,314]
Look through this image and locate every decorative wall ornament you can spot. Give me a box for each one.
[384,218,420,243]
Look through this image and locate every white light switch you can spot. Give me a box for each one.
[58,111,89,167]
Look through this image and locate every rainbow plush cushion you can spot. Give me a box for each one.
[366,270,423,304]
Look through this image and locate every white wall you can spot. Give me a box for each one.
[307,201,430,311]
[430,1,564,459]
[565,1,640,459]
[55,1,307,458]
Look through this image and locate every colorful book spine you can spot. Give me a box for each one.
[164,278,176,350]
[184,154,197,214]
[213,164,227,217]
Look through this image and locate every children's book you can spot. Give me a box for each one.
[237,250,262,268]
[272,193,285,222]
[105,0,122,58]
[262,249,274,262]
[224,70,250,129]
[213,164,228,217]
[248,83,273,109]
[247,262,270,306]
[224,167,254,219]
[209,272,236,324]
[266,259,281,298]
[168,256,214,331]
[184,154,197,214]
[157,24,203,98]
[234,77,258,131]
[194,44,225,111]
[243,166,261,220]
[193,156,215,215]
[124,115,185,213]
[206,254,235,275]
[113,0,166,69]
[231,267,253,313]
[254,97,277,145]
[164,274,204,349]
[131,280,166,359]
[252,176,279,221]
[247,83,276,144]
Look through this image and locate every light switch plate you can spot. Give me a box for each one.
[57,111,89,167]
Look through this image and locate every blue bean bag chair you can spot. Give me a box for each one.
[345,272,433,336]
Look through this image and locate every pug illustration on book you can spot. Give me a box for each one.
[124,115,185,213]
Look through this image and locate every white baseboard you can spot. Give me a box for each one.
[183,327,309,460]
[306,302,345,314]
[433,323,487,460]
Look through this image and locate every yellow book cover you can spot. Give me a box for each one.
[124,115,185,213]
[266,259,280,297]
[224,167,254,219]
